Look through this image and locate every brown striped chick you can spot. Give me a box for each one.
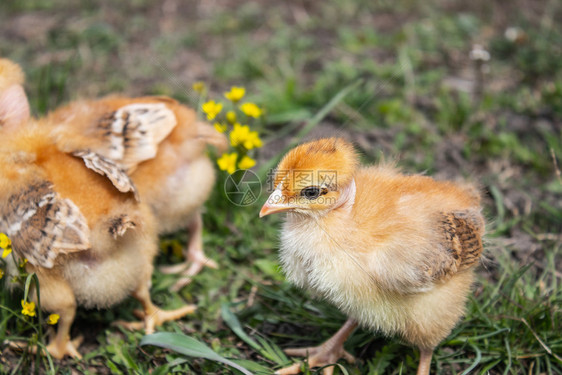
[260,138,485,375]
[46,96,228,291]
[0,58,29,130]
[0,99,195,359]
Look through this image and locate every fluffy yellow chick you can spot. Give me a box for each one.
[260,138,485,375]
[45,95,228,291]
[0,58,29,130]
[0,97,195,359]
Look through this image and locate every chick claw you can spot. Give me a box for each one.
[6,335,84,360]
[113,304,196,334]
[46,335,84,359]
[163,247,218,292]
[276,345,356,375]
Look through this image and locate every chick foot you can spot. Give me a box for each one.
[114,304,196,334]
[159,213,218,291]
[276,319,358,375]
[6,335,83,359]
[159,248,218,276]
[168,247,218,292]
[46,335,84,359]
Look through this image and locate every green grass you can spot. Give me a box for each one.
[1,0,561,374]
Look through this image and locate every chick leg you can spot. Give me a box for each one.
[161,213,218,291]
[276,319,358,375]
[41,276,83,359]
[8,275,82,359]
[416,348,434,375]
[114,280,196,334]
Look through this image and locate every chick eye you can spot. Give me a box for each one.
[300,186,327,200]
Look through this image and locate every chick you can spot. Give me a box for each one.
[0,58,29,130]
[260,138,485,375]
[46,95,228,290]
[0,94,195,359]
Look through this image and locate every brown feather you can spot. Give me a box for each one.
[72,150,140,201]
[0,180,90,268]
[430,210,484,281]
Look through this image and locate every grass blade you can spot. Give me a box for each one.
[459,342,482,375]
[221,303,262,353]
[140,332,254,375]
[221,303,288,365]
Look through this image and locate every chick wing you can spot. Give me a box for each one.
[0,180,90,268]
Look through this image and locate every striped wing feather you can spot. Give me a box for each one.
[0,181,90,268]
[73,150,140,201]
[97,102,176,172]
[430,209,484,281]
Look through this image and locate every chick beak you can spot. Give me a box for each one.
[259,187,293,217]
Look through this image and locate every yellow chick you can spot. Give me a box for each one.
[0,95,195,359]
[45,95,228,291]
[260,138,485,375]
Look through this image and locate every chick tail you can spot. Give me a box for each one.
[196,121,228,154]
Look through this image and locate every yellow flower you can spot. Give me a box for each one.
[0,269,4,280]
[2,246,11,259]
[217,152,238,174]
[21,300,36,317]
[19,258,28,268]
[238,156,256,169]
[202,100,223,120]
[214,122,227,133]
[243,131,263,150]
[230,123,263,150]
[226,110,237,124]
[240,102,262,118]
[0,233,11,249]
[192,81,206,94]
[229,123,251,147]
[47,314,60,325]
[224,86,245,102]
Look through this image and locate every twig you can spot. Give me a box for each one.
[246,285,258,308]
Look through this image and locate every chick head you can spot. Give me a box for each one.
[260,138,358,217]
[0,58,29,131]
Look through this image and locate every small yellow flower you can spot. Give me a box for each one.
[2,246,11,259]
[238,155,256,169]
[243,131,263,150]
[226,110,237,124]
[19,258,28,268]
[202,100,223,121]
[21,300,36,317]
[217,152,238,174]
[214,122,227,133]
[224,86,245,102]
[240,102,262,118]
[229,123,251,148]
[0,269,4,280]
[46,314,60,325]
[192,81,206,94]
[0,233,11,249]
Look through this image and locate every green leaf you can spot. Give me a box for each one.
[140,332,254,375]
[253,259,284,281]
[221,303,288,365]
[220,304,262,353]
